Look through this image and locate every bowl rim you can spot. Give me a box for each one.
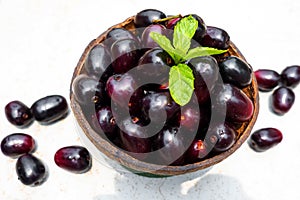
[69,16,259,176]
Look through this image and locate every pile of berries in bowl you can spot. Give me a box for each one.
[70,9,259,176]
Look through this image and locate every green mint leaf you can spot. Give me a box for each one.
[149,32,181,63]
[183,46,228,60]
[169,63,195,106]
[173,15,198,54]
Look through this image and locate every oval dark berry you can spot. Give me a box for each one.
[84,44,111,78]
[16,154,47,186]
[31,95,69,124]
[200,26,230,50]
[1,133,36,158]
[188,14,207,43]
[270,86,295,115]
[105,28,139,47]
[72,74,108,109]
[134,9,166,28]
[206,123,237,152]
[248,128,283,152]
[219,56,253,88]
[54,146,92,174]
[5,100,33,128]
[213,84,254,122]
[254,69,281,92]
[111,38,141,74]
[281,65,300,88]
[184,139,209,164]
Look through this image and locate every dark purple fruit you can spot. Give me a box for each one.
[5,101,33,128]
[91,106,119,141]
[151,126,193,166]
[105,28,139,47]
[142,90,180,125]
[111,38,141,74]
[200,26,230,50]
[184,139,208,163]
[281,65,300,88]
[72,74,107,106]
[189,56,219,105]
[270,86,295,115]
[213,84,254,122]
[141,24,166,48]
[54,146,92,173]
[31,95,68,124]
[119,117,152,160]
[84,44,111,78]
[106,73,136,107]
[187,14,207,43]
[206,123,237,152]
[254,69,281,92]
[165,17,181,30]
[248,128,283,152]
[218,56,252,88]
[16,154,47,186]
[134,9,166,28]
[1,133,36,158]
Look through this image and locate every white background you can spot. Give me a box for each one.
[0,0,300,199]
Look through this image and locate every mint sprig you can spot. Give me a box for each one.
[150,15,227,106]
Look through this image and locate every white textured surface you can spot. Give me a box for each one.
[0,0,300,199]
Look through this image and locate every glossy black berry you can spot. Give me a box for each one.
[54,146,92,174]
[31,95,69,124]
[72,74,107,106]
[254,69,281,92]
[270,86,295,115]
[184,139,209,163]
[5,101,33,128]
[106,73,137,107]
[187,14,207,43]
[213,84,254,122]
[134,9,166,28]
[105,28,139,47]
[248,128,283,152]
[206,123,237,152]
[218,56,253,88]
[84,44,111,78]
[200,26,230,50]
[111,38,141,74]
[281,65,300,88]
[16,154,47,186]
[189,56,219,104]
[1,133,36,158]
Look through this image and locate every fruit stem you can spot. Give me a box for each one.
[152,14,182,23]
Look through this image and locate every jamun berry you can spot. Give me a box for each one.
[206,123,237,152]
[54,146,92,174]
[16,154,47,186]
[134,9,166,28]
[5,100,33,128]
[185,139,209,163]
[254,69,281,92]
[72,74,106,107]
[270,86,295,115]
[1,133,36,158]
[200,26,230,50]
[213,84,254,122]
[281,65,300,88]
[248,128,283,152]
[218,56,253,88]
[31,95,69,124]
[111,38,141,74]
[84,44,111,78]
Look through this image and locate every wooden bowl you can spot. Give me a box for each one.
[70,16,259,176]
